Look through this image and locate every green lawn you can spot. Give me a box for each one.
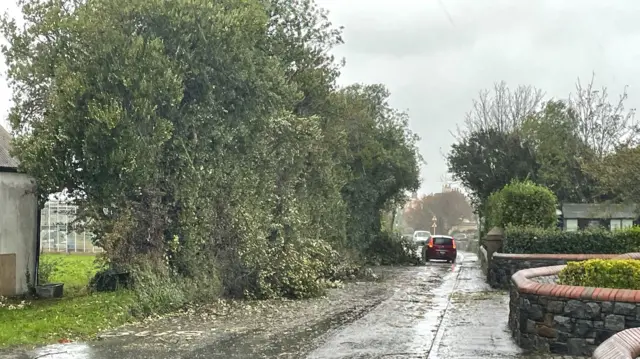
[40,253,101,294]
[0,254,134,348]
[0,291,134,347]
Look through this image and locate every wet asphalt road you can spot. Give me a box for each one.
[2,251,580,359]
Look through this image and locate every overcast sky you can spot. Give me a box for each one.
[1,0,640,194]
[315,0,640,194]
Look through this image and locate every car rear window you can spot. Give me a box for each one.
[433,237,453,245]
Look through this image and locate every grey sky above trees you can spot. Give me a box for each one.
[315,0,640,194]
[1,0,639,194]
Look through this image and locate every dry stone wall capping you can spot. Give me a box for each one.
[509,253,640,357]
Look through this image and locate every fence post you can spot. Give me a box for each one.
[484,227,504,266]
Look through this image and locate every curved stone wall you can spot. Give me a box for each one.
[489,253,618,289]
[508,253,640,357]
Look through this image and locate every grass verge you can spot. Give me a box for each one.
[0,253,134,348]
[0,291,134,347]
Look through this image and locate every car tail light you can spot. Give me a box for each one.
[427,237,434,248]
[452,239,456,249]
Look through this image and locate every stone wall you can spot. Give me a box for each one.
[509,254,640,357]
[489,253,618,289]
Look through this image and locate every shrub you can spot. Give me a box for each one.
[254,238,338,299]
[37,256,63,284]
[503,226,640,254]
[129,260,222,317]
[363,232,421,266]
[558,259,640,289]
[90,269,133,292]
[486,180,557,229]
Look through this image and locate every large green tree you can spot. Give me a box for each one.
[521,100,599,203]
[2,0,421,301]
[447,128,539,212]
[328,84,421,249]
[584,146,640,204]
[449,77,631,219]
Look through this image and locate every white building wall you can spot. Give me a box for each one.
[610,219,622,231]
[622,219,634,229]
[565,219,578,232]
[0,172,37,295]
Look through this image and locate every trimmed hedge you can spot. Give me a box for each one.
[503,226,640,254]
[486,180,558,230]
[558,259,640,290]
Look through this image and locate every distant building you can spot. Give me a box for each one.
[560,203,637,232]
[0,126,38,296]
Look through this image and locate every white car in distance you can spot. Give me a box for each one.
[412,230,431,246]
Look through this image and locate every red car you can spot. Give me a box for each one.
[422,235,457,263]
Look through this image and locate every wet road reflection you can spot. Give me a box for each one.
[307,255,462,359]
[3,251,580,358]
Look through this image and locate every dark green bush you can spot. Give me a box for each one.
[558,259,640,289]
[363,232,421,266]
[90,269,133,292]
[129,260,222,316]
[503,226,640,254]
[486,180,557,229]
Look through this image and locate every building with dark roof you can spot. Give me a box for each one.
[560,203,638,231]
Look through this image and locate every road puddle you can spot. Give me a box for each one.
[29,343,93,359]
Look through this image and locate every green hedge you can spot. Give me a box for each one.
[503,226,640,254]
[486,180,558,230]
[558,259,640,289]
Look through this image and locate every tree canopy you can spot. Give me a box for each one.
[448,78,636,222]
[2,0,421,303]
[520,100,600,203]
[447,127,539,211]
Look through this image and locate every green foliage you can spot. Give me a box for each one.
[447,128,539,213]
[39,254,101,295]
[37,256,64,285]
[0,291,134,348]
[503,226,640,254]
[585,145,640,204]
[129,260,221,316]
[559,259,640,290]
[362,232,421,266]
[3,0,421,311]
[486,180,557,229]
[328,85,421,251]
[520,101,600,203]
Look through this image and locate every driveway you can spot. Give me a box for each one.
[2,252,580,358]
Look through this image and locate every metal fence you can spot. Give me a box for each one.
[40,200,103,253]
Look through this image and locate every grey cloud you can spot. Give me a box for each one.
[2,0,640,194]
[317,0,640,194]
